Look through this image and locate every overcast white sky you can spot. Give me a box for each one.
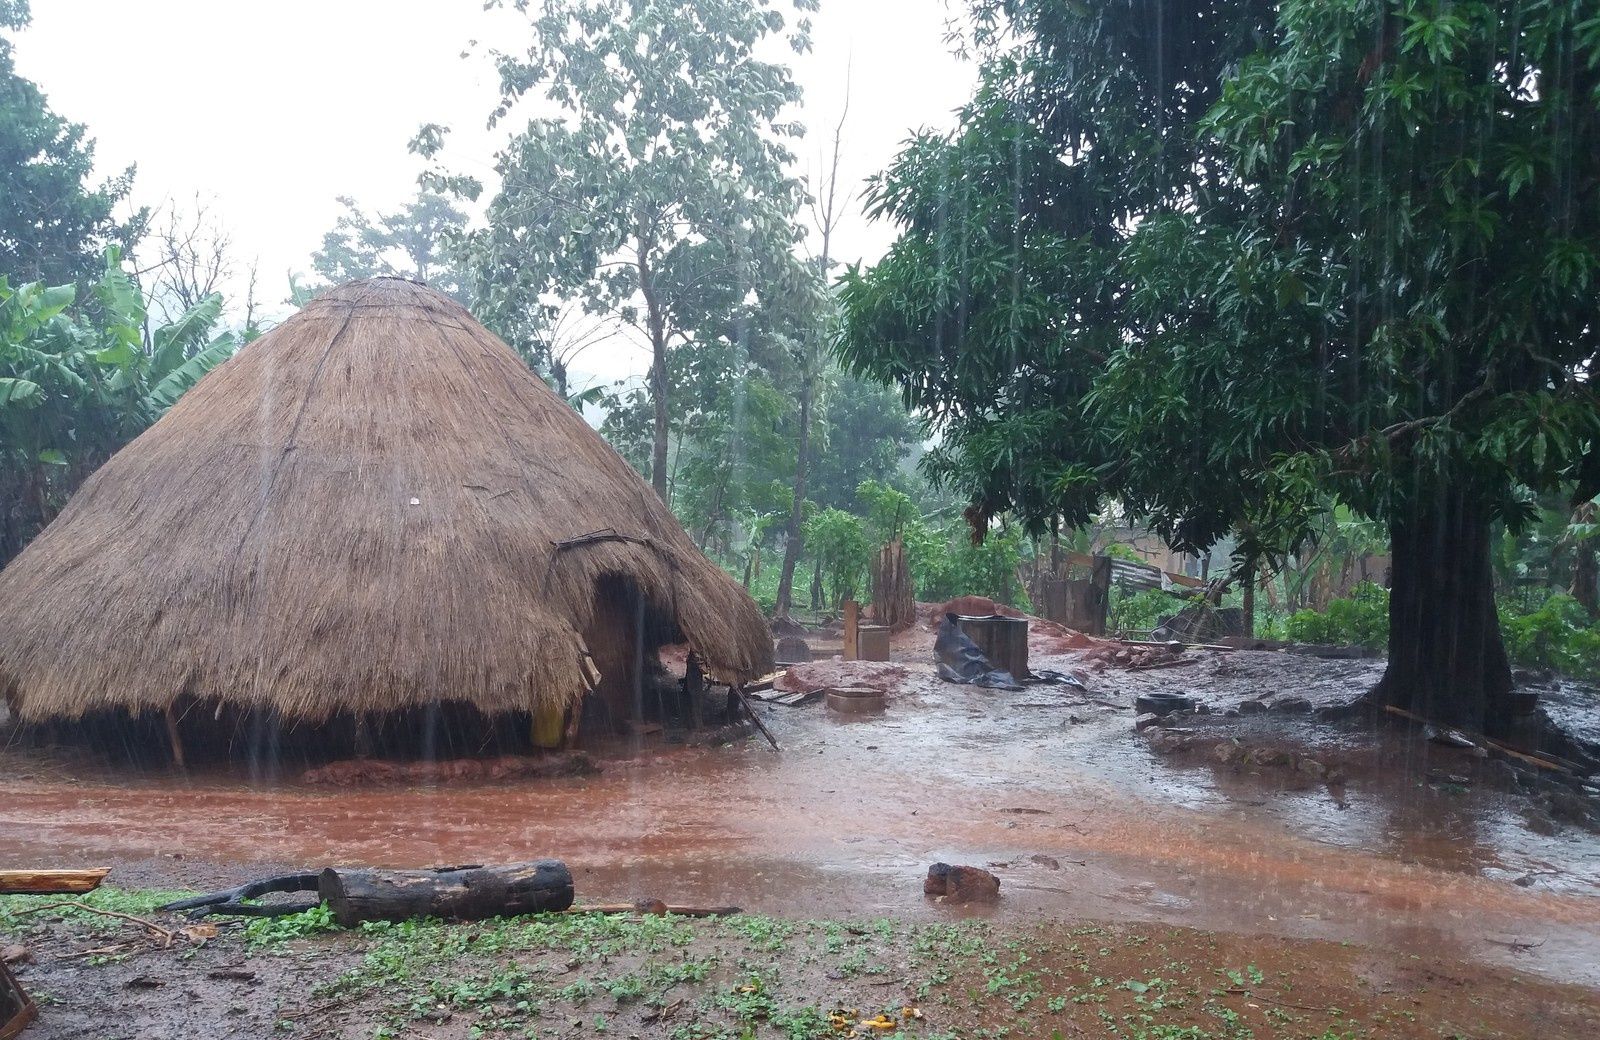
[12,0,974,380]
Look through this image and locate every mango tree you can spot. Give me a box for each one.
[839,0,1600,737]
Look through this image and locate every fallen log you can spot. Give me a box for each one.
[318,862,574,927]
[0,868,110,895]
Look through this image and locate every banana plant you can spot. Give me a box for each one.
[1,249,239,561]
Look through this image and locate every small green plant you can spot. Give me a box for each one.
[243,904,338,945]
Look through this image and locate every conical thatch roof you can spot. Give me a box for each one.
[0,278,772,724]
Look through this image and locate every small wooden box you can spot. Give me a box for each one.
[856,624,891,662]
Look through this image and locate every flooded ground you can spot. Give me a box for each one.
[3,630,1599,997]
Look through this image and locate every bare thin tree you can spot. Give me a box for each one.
[774,79,854,620]
[133,194,235,327]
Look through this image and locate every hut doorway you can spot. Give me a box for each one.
[582,573,683,733]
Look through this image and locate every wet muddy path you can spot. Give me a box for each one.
[3,648,1598,989]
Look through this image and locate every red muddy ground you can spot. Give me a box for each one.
[3,630,1599,996]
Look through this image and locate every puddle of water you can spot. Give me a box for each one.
[2,651,1598,986]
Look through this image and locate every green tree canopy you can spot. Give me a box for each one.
[0,1,138,286]
[309,190,470,302]
[418,0,817,500]
[1,249,235,561]
[840,0,1600,737]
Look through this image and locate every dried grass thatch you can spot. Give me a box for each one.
[0,278,773,725]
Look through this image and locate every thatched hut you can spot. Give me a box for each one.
[0,278,772,760]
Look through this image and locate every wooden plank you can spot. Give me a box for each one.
[745,669,786,692]
[1126,658,1200,672]
[1381,705,1573,775]
[0,868,110,896]
[772,689,824,707]
[842,599,860,661]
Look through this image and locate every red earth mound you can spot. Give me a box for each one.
[776,658,910,694]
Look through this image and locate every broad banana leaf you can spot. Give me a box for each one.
[151,293,224,379]
[142,334,236,415]
[93,247,145,355]
[0,377,41,407]
[0,282,75,339]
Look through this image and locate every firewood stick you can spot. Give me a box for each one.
[1382,705,1573,774]
[0,869,110,895]
[12,901,174,946]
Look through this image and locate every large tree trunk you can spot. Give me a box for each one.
[639,237,670,502]
[773,377,812,618]
[1370,487,1515,737]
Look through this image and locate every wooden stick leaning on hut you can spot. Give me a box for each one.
[733,685,780,751]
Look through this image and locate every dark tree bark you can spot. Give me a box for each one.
[773,376,811,617]
[1370,487,1515,736]
[1240,561,1256,640]
[638,232,670,502]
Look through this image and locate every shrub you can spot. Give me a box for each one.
[1283,582,1389,650]
[803,508,870,608]
[1109,588,1187,633]
[1499,593,1600,681]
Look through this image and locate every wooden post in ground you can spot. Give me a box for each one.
[163,706,186,769]
[684,652,705,730]
[1241,561,1256,639]
[1089,555,1114,636]
[842,599,860,660]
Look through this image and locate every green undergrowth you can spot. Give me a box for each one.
[254,913,1375,1040]
[0,886,195,935]
[3,891,1495,1039]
